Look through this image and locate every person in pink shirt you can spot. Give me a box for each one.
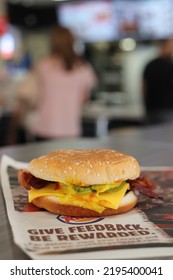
[31,25,97,140]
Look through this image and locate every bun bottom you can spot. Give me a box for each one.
[32,191,137,217]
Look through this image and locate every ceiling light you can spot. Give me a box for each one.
[119,38,136,52]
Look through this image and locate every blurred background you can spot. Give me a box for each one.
[0,0,173,145]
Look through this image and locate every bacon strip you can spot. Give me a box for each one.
[127,176,163,200]
[18,169,48,190]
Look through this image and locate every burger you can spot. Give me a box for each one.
[18,149,158,217]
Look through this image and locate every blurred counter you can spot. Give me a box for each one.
[82,101,146,137]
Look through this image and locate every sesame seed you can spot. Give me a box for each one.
[64,170,67,174]
[87,169,91,174]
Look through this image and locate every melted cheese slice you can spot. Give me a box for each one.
[29,182,129,213]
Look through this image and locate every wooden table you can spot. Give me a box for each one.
[1,122,173,259]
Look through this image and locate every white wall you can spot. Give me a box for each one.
[122,45,158,105]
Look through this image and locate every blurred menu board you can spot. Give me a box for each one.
[57,0,173,42]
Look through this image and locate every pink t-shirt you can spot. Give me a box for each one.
[32,57,96,138]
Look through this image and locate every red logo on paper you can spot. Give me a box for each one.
[57,215,104,224]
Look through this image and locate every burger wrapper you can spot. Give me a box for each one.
[1,155,173,260]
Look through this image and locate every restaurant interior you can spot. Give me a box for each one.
[1,1,173,261]
[0,0,173,145]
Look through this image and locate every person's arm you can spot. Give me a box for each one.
[6,70,39,145]
[80,63,97,104]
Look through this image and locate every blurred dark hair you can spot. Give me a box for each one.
[50,25,80,71]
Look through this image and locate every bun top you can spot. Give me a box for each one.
[28,149,140,186]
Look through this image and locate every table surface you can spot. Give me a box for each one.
[1,122,173,259]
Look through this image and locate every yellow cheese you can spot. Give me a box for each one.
[29,182,129,213]
[57,193,105,213]
[98,185,128,209]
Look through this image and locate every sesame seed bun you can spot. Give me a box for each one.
[28,149,140,186]
[32,190,137,217]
